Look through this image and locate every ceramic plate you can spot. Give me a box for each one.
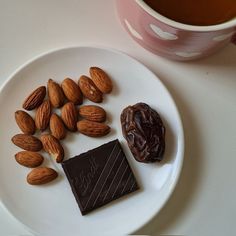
[0,46,184,236]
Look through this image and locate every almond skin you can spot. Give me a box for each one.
[61,102,78,131]
[89,67,113,94]
[15,151,44,168]
[15,110,35,135]
[27,167,58,185]
[12,134,42,151]
[35,100,51,131]
[22,86,46,110]
[49,113,66,140]
[47,79,65,108]
[61,78,83,105]
[41,134,64,163]
[78,105,106,122]
[78,75,103,103]
[77,120,110,137]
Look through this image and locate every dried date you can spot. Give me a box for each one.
[120,103,165,163]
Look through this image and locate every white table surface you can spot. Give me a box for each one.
[0,0,236,235]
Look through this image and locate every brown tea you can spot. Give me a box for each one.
[143,0,236,26]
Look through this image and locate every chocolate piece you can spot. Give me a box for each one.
[121,103,165,163]
[62,139,139,215]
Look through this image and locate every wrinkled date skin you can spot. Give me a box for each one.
[121,103,165,163]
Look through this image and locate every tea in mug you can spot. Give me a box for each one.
[143,0,236,26]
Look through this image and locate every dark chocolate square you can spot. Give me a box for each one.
[62,139,139,215]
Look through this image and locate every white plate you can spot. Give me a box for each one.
[0,46,184,236]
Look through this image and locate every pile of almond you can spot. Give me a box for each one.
[11,67,113,185]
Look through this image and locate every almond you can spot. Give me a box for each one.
[49,113,66,140]
[15,151,44,168]
[27,167,58,185]
[15,110,35,135]
[62,78,83,105]
[77,120,110,137]
[41,134,64,163]
[78,75,103,103]
[35,100,51,131]
[78,105,106,122]
[47,79,65,108]
[12,134,42,151]
[90,67,113,94]
[61,102,78,131]
[22,86,46,110]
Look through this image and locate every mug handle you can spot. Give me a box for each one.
[232,33,236,45]
[231,28,236,45]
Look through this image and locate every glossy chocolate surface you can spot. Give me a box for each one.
[62,139,139,215]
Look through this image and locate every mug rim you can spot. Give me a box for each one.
[137,0,236,32]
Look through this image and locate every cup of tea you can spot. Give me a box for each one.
[116,0,236,61]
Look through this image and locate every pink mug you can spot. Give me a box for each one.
[116,0,236,61]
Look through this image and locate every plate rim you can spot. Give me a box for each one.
[0,45,185,235]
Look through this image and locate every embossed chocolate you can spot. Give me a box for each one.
[120,103,165,163]
[61,139,139,215]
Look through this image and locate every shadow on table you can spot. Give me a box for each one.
[190,44,236,68]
